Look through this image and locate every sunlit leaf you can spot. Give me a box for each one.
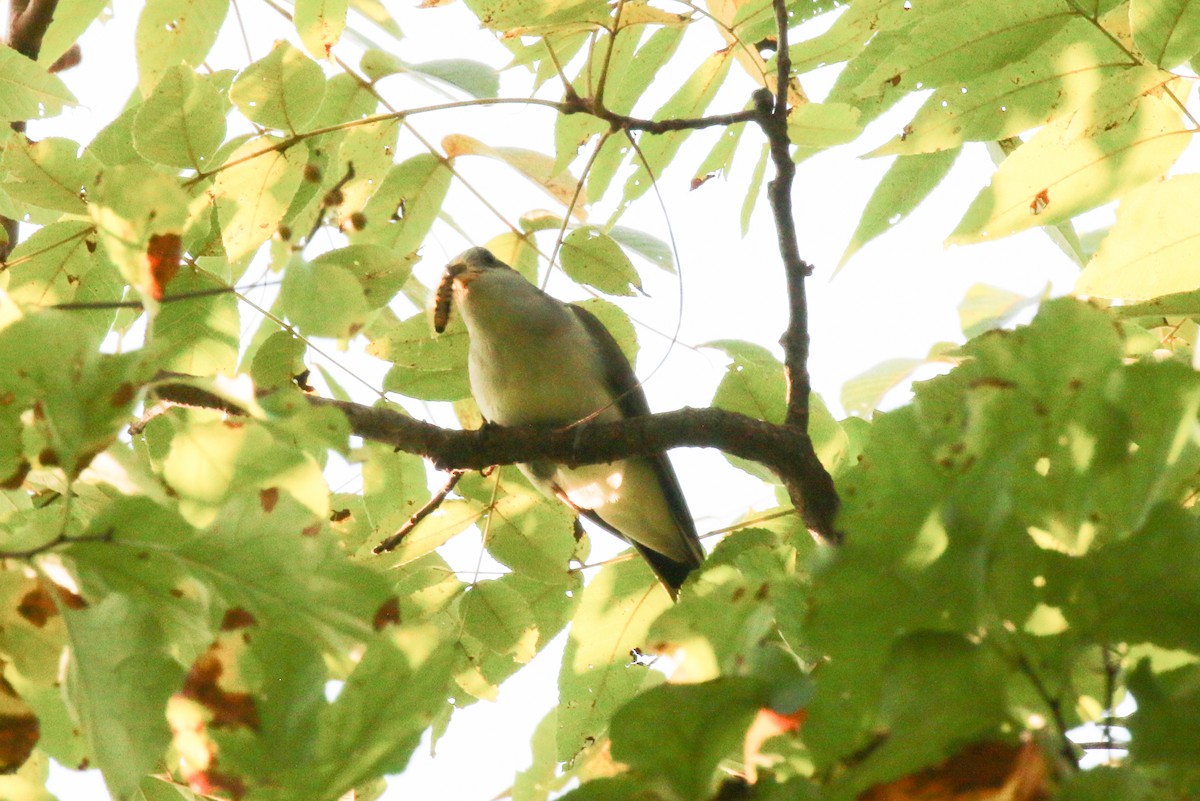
[353,154,453,253]
[1077,175,1200,299]
[296,0,348,59]
[621,47,734,205]
[445,133,588,221]
[1,137,98,214]
[229,41,326,132]
[560,227,641,295]
[852,0,1075,96]
[212,138,305,261]
[557,559,671,762]
[63,595,184,800]
[375,312,471,401]
[839,148,959,269]
[869,34,1157,157]
[1131,0,1200,68]
[0,48,76,122]
[949,78,1191,244]
[135,0,229,95]
[133,66,228,170]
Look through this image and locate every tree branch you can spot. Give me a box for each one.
[757,0,815,434]
[149,379,841,543]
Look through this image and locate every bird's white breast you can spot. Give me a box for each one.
[456,271,618,427]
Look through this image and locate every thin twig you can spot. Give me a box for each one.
[51,280,283,310]
[1101,644,1121,752]
[373,470,465,553]
[1013,651,1081,769]
[0,528,115,560]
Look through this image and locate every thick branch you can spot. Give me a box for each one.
[150,380,841,543]
[9,0,58,59]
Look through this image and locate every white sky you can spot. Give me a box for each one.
[15,0,1094,797]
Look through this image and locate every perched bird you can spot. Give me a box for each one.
[438,246,704,596]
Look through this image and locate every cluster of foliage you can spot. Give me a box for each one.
[2,0,1200,799]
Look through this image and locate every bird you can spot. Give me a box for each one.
[438,246,704,597]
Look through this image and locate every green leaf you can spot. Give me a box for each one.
[557,558,672,761]
[310,72,380,129]
[703,338,789,479]
[249,331,307,389]
[483,483,579,583]
[585,26,685,200]
[572,298,638,365]
[705,340,785,424]
[89,103,150,167]
[826,634,1008,798]
[72,494,394,650]
[2,220,119,333]
[460,0,608,33]
[352,154,452,253]
[869,31,1154,157]
[741,143,769,237]
[949,76,1191,245]
[0,47,76,122]
[63,595,184,800]
[348,0,402,37]
[229,41,326,132]
[1057,505,1200,652]
[1128,659,1200,783]
[560,226,641,295]
[0,312,148,478]
[313,244,417,309]
[1056,767,1171,801]
[1077,174,1200,299]
[851,0,1075,96]
[2,136,98,214]
[133,65,227,170]
[839,357,924,417]
[958,282,1045,338]
[88,163,194,298]
[610,678,765,800]
[150,266,240,374]
[607,226,674,272]
[308,633,456,797]
[839,148,959,268]
[692,122,745,189]
[621,48,733,206]
[37,0,110,65]
[460,579,540,662]
[296,0,348,59]
[789,0,909,75]
[408,59,500,98]
[136,0,230,95]
[1132,0,1200,68]
[785,102,862,149]
[212,138,305,261]
[375,312,471,401]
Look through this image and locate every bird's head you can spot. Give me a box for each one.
[434,247,515,332]
[446,247,509,280]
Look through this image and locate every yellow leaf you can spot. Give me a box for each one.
[442,133,587,220]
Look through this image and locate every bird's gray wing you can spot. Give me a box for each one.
[566,304,704,573]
